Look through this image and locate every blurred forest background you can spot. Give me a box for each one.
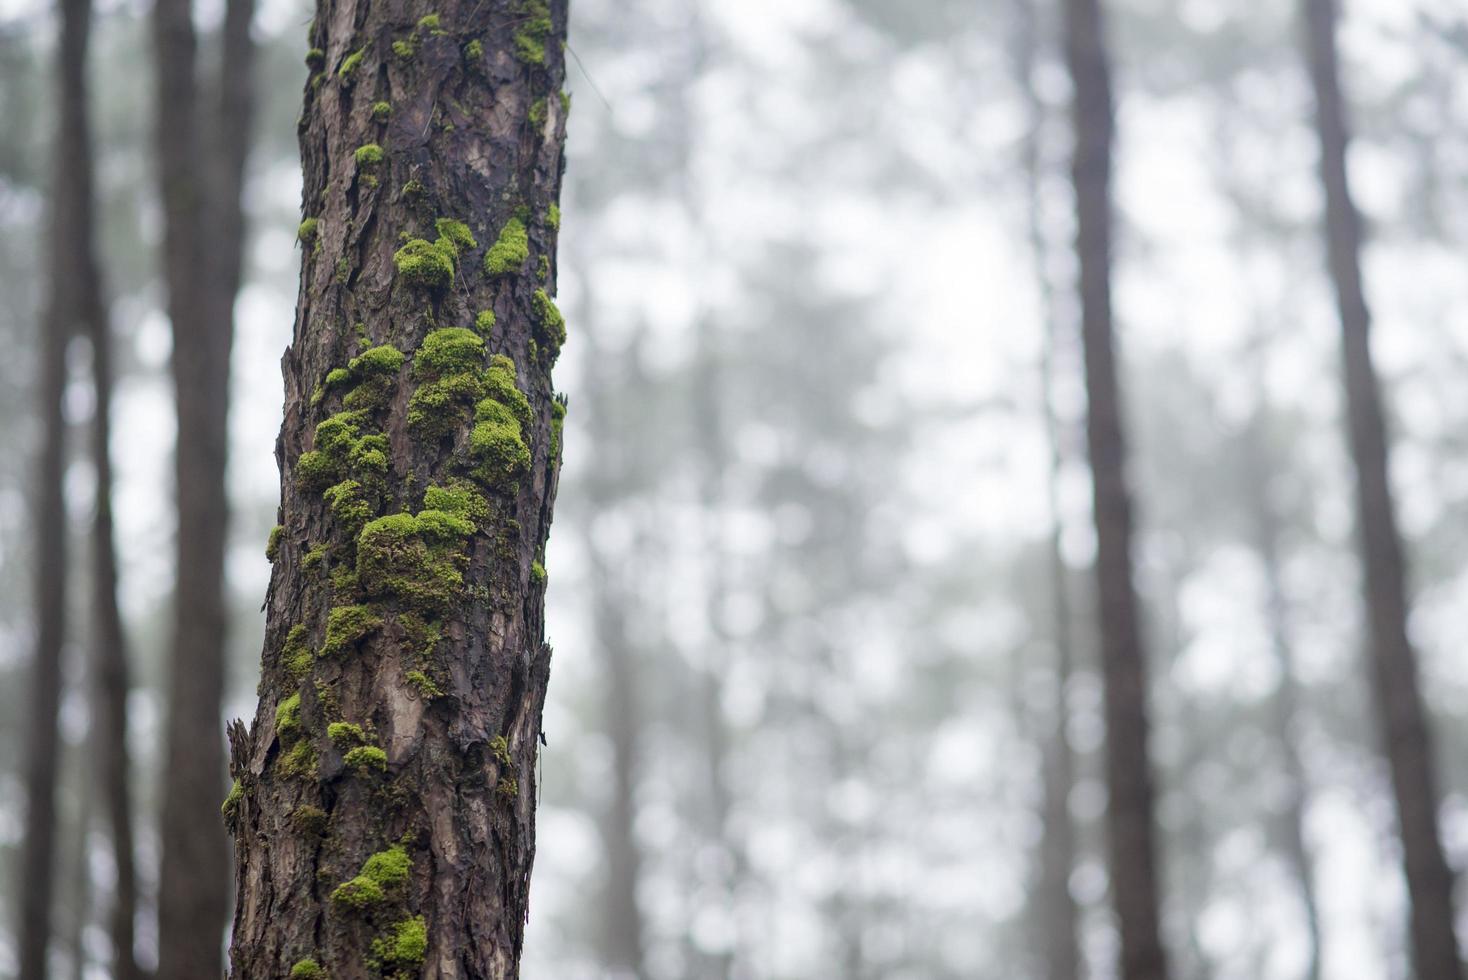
[3,0,1468,977]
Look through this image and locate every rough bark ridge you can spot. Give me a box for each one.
[226,1,568,976]
[1301,2,1462,976]
[17,0,89,970]
[1062,0,1169,978]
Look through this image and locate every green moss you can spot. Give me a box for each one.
[343,745,388,773]
[483,217,528,276]
[473,310,496,336]
[404,670,443,698]
[322,604,382,657]
[392,38,416,59]
[323,479,372,529]
[362,844,411,887]
[325,366,351,388]
[354,143,384,166]
[335,256,350,283]
[496,776,519,799]
[373,916,428,968]
[537,254,550,280]
[280,739,317,779]
[339,45,366,77]
[528,96,546,127]
[275,692,303,741]
[393,238,455,288]
[465,38,483,60]
[297,216,320,243]
[559,90,571,116]
[407,373,487,437]
[301,544,328,572]
[221,780,243,817]
[414,327,484,377]
[316,410,366,456]
[282,624,314,680]
[531,288,566,356]
[295,450,336,492]
[372,100,392,122]
[331,875,384,908]
[416,12,441,31]
[531,560,546,586]
[356,512,468,612]
[422,483,488,523]
[290,958,326,979]
[349,344,404,375]
[513,0,552,65]
[291,804,329,837]
[489,734,511,766]
[266,524,285,562]
[327,721,367,747]
[470,402,530,488]
[434,217,477,253]
[403,178,425,197]
[305,48,325,68]
[545,203,560,230]
[481,355,532,427]
[343,376,392,412]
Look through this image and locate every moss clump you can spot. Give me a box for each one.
[350,344,404,376]
[354,143,384,166]
[295,450,336,492]
[323,479,372,530]
[414,327,484,377]
[404,670,443,698]
[333,842,410,910]
[292,804,328,837]
[373,916,428,969]
[305,48,325,68]
[490,734,511,766]
[483,217,528,276]
[496,776,519,799]
[282,624,313,679]
[266,524,285,562]
[435,217,476,253]
[550,396,566,459]
[531,560,546,586]
[531,288,566,356]
[407,328,489,437]
[393,238,455,288]
[416,12,441,31]
[331,875,384,909]
[339,45,366,77]
[372,100,392,122]
[473,310,496,336]
[465,38,483,60]
[327,721,368,748]
[301,544,328,572]
[322,604,382,657]
[343,745,388,773]
[545,204,560,230]
[471,400,531,488]
[325,367,351,389]
[290,958,326,979]
[275,692,303,741]
[537,254,550,281]
[392,38,416,59]
[422,482,488,524]
[221,780,243,817]
[297,217,320,244]
[480,355,531,427]
[403,178,425,197]
[356,511,471,613]
[528,97,546,127]
[280,739,317,779]
[513,0,552,65]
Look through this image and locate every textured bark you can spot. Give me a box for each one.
[1062,1,1169,978]
[17,0,91,970]
[1013,3,1081,977]
[1301,2,1463,976]
[226,1,569,976]
[153,0,255,968]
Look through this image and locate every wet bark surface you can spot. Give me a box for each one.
[226,2,569,977]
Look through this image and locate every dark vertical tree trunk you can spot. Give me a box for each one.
[1062,1,1169,978]
[1013,4,1082,977]
[225,0,569,975]
[153,0,255,968]
[1301,2,1463,976]
[17,0,91,970]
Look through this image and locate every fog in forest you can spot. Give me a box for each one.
[1,0,1467,977]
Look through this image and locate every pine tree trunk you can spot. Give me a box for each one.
[151,0,236,966]
[1061,1,1169,978]
[1301,2,1462,976]
[17,0,91,970]
[225,1,569,975]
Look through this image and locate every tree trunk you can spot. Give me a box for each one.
[152,0,254,966]
[1061,1,1169,978]
[1301,2,1463,976]
[17,0,91,969]
[1013,3,1082,977]
[225,1,570,975]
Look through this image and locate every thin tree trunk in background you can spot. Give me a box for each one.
[1062,1,1169,977]
[226,0,569,973]
[17,0,91,968]
[65,776,92,980]
[1013,2,1082,976]
[1301,2,1463,976]
[152,0,254,965]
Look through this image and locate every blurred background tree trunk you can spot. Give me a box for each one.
[1063,0,1170,977]
[1301,1,1463,976]
[17,0,94,969]
[152,0,252,966]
